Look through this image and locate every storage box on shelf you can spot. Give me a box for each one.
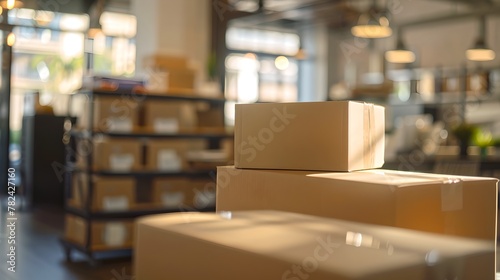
[92,138,142,171]
[142,100,197,133]
[142,54,196,92]
[69,175,136,212]
[61,85,232,264]
[65,214,134,251]
[93,96,140,132]
[145,139,206,171]
[150,177,216,210]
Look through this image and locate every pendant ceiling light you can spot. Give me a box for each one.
[466,16,495,62]
[88,0,105,39]
[385,29,415,63]
[351,0,392,39]
[0,0,22,9]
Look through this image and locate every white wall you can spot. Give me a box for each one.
[131,0,211,83]
[299,24,329,101]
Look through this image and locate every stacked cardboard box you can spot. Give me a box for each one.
[143,54,196,92]
[215,101,498,277]
[133,101,497,279]
[134,210,494,280]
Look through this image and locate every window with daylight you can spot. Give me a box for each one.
[224,26,300,125]
[91,11,137,76]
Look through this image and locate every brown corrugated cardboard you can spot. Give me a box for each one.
[69,172,89,208]
[71,176,136,211]
[65,214,134,250]
[151,178,192,208]
[196,107,224,128]
[93,139,142,171]
[93,177,136,211]
[142,54,197,91]
[217,166,498,242]
[145,139,206,171]
[234,101,385,172]
[189,178,216,209]
[143,54,189,70]
[70,174,136,211]
[140,177,214,211]
[93,96,139,132]
[168,68,196,90]
[134,210,494,280]
[143,101,197,133]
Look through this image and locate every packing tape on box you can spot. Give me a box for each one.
[440,178,463,212]
[363,103,375,169]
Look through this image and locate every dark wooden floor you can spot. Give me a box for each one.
[0,203,133,280]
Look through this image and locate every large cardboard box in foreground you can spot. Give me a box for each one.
[217,166,498,242]
[234,101,385,171]
[134,210,494,280]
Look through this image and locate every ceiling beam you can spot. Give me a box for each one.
[399,4,500,28]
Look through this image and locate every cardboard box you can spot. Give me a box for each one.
[93,177,136,211]
[142,54,196,91]
[142,101,197,133]
[196,107,224,128]
[143,54,189,70]
[93,96,140,132]
[70,176,136,211]
[234,101,385,172]
[190,178,217,209]
[145,139,206,171]
[152,177,192,208]
[64,214,134,250]
[93,139,142,171]
[150,177,214,210]
[168,68,196,90]
[69,172,89,208]
[217,166,498,242]
[134,210,495,280]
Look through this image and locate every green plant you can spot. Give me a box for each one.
[207,52,217,81]
[452,123,479,145]
[473,129,493,148]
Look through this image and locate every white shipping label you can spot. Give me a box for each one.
[103,223,127,247]
[110,153,134,171]
[154,118,179,133]
[161,192,185,208]
[108,118,133,132]
[193,189,216,208]
[441,182,463,211]
[103,196,129,211]
[158,149,182,171]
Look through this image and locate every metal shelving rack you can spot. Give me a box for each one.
[60,88,230,265]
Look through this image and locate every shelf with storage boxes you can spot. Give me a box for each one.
[62,87,232,263]
[142,54,197,93]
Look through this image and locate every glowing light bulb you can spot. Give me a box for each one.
[6,0,15,9]
[7,32,15,47]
